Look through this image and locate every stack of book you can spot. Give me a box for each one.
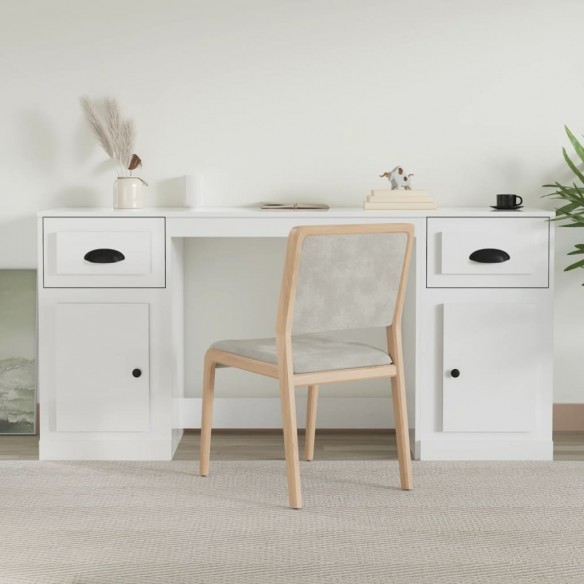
[260,202,329,210]
[364,189,437,210]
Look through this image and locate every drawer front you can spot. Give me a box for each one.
[427,217,549,288]
[44,218,165,288]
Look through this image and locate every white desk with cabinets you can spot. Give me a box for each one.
[37,207,555,461]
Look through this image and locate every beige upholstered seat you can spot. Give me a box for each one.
[211,335,392,374]
[199,223,415,509]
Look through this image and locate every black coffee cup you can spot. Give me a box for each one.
[496,194,523,209]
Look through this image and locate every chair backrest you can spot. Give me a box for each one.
[276,224,414,336]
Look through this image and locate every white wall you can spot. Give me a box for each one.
[1,0,583,402]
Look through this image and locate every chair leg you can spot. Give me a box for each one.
[388,326,413,490]
[279,373,302,509]
[391,369,413,490]
[199,355,217,477]
[304,384,319,461]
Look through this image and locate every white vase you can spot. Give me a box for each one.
[113,177,146,209]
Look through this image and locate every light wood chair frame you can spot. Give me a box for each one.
[200,223,415,509]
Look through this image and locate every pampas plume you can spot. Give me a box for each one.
[80,95,141,177]
[80,96,114,159]
[118,119,135,169]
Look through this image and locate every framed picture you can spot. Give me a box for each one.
[0,270,36,435]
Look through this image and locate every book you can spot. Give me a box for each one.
[364,201,438,210]
[260,202,330,210]
[367,195,433,203]
[369,189,431,202]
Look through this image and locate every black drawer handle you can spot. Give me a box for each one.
[469,248,510,263]
[84,248,126,264]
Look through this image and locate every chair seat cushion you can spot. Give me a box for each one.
[210,334,392,374]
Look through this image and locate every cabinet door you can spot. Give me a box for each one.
[55,303,150,432]
[442,302,538,432]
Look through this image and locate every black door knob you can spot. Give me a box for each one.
[132,369,142,378]
[450,369,460,378]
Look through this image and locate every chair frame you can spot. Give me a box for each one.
[200,223,415,509]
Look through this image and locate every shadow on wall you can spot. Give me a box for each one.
[50,186,101,208]
[17,110,59,175]
[16,109,104,207]
[152,177,188,208]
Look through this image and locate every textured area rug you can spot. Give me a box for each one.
[1,461,583,583]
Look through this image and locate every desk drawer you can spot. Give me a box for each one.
[427,217,549,288]
[43,218,165,288]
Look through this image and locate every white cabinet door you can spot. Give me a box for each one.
[442,302,539,432]
[55,303,150,432]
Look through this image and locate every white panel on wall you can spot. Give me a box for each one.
[0,270,36,434]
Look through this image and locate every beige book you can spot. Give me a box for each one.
[367,194,434,203]
[261,202,330,210]
[364,201,438,210]
[369,189,430,202]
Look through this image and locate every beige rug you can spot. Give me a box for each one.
[1,460,583,583]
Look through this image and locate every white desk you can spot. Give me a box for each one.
[37,207,555,460]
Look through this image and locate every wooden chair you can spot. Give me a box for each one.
[199,223,415,509]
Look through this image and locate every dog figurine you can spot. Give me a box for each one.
[379,166,414,190]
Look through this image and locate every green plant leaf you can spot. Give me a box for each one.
[556,203,583,218]
[556,205,584,217]
[542,127,584,282]
[558,210,584,221]
[559,181,584,196]
[562,148,584,184]
[556,201,582,214]
[544,181,584,201]
[565,257,584,271]
[565,126,584,165]
[556,213,584,224]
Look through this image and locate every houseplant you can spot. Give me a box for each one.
[543,126,584,284]
[80,96,148,209]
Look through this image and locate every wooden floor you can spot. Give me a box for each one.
[1,430,583,461]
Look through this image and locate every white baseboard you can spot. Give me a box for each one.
[39,439,177,461]
[174,397,397,429]
[415,439,554,461]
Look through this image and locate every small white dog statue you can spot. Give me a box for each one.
[379,166,414,190]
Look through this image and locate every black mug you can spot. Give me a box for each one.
[496,194,523,209]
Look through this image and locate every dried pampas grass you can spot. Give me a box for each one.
[80,95,141,177]
[80,96,114,159]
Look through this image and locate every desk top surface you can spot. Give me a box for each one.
[38,206,555,218]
